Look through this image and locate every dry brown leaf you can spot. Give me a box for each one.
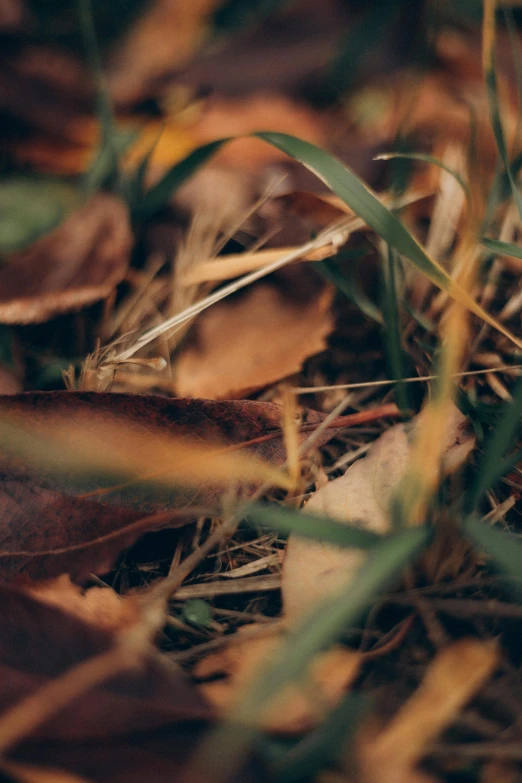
[282,404,475,620]
[0,44,91,153]
[0,194,132,324]
[22,576,138,633]
[276,191,352,226]
[175,282,334,399]
[195,625,361,734]
[107,0,223,106]
[358,639,499,783]
[185,93,326,172]
[0,392,353,581]
[0,585,232,783]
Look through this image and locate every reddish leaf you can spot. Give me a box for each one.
[0,391,368,581]
[0,194,132,324]
[0,585,264,782]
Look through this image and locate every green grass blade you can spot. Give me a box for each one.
[124,124,165,210]
[249,528,428,685]
[77,0,119,193]
[375,151,469,197]
[244,503,381,548]
[134,139,230,220]
[272,693,368,782]
[312,254,383,324]
[131,129,522,349]
[483,0,522,221]
[463,516,522,596]
[470,376,522,506]
[482,237,522,260]
[188,526,430,782]
[254,131,522,349]
[381,247,412,413]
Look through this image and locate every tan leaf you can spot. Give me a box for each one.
[22,576,138,633]
[0,194,132,324]
[282,403,475,620]
[195,625,361,734]
[175,282,334,399]
[358,640,499,783]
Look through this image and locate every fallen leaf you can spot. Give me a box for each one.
[358,639,499,783]
[0,194,132,324]
[107,0,223,106]
[0,44,91,147]
[175,282,335,399]
[195,625,361,734]
[0,584,214,783]
[282,404,475,620]
[276,191,352,227]
[23,576,138,633]
[185,93,326,173]
[0,392,347,581]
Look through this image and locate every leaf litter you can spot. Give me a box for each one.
[5,4,522,782]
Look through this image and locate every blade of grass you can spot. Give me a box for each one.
[77,0,119,193]
[135,139,231,220]
[470,375,522,506]
[312,253,384,324]
[255,131,522,350]
[483,0,522,220]
[463,515,522,597]
[244,503,381,548]
[181,526,430,783]
[375,151,470,198]
[272,693,368,783]
[124,123,165,210]
[133,131,522,350]
[393,227,476,526]
[381,246,412,413]
[482,236,522,259]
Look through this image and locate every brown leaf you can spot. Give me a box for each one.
[185,93,326,173]
[0,584,229,783]
[0,194,132,324]
[276,191,352,227]
[175,282,335,399]
[282,404,475,620]
[195,625,361,734]
[0,584,209,739]
[0,391,339,581]
[107,0,224,106]
[0,44,91,148]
